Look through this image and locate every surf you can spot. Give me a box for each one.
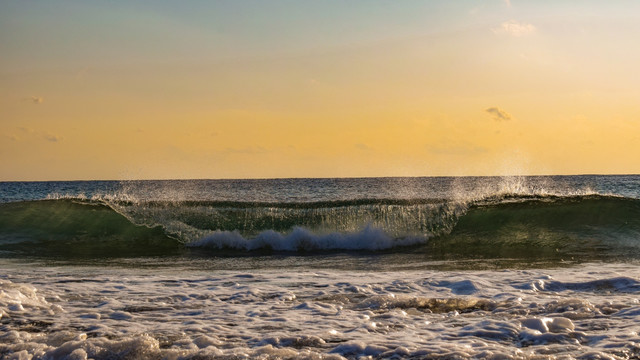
[1,193,640,261]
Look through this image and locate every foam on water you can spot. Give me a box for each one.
[189,225,425,251]
[2,263,640,359]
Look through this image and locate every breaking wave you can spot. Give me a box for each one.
[1,193,639,259]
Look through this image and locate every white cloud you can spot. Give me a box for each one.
[504,0,511,8]
[493,20,536,37]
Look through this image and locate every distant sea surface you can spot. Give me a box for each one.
[2,176,640,358]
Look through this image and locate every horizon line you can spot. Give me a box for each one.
[1,173,639,183]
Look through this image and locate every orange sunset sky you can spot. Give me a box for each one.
[2,1,640,180]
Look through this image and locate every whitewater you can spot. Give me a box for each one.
[2,175,640,359]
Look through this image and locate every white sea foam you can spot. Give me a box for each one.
[2,263,640,359]
[189,225,426,251]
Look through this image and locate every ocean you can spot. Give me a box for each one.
[1,175,640,359]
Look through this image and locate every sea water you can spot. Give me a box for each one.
[1,176,640,359]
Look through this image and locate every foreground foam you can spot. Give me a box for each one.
[2,263,640,359]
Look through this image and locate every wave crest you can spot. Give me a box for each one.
[2,193,640,258]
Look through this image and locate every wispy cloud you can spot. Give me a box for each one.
[493,20,536,37]
[43,134,62,142]
[15,127,63,142]
[485,107,513,121]
[22,96,44,104]
[504,0,511,8]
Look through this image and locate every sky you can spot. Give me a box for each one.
[1,0,640,180]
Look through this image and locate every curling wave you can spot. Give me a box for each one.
[0,194,639,259]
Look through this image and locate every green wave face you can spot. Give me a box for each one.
[0,200,178,258]
[1,195,640,261]
[428,196,640,260]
